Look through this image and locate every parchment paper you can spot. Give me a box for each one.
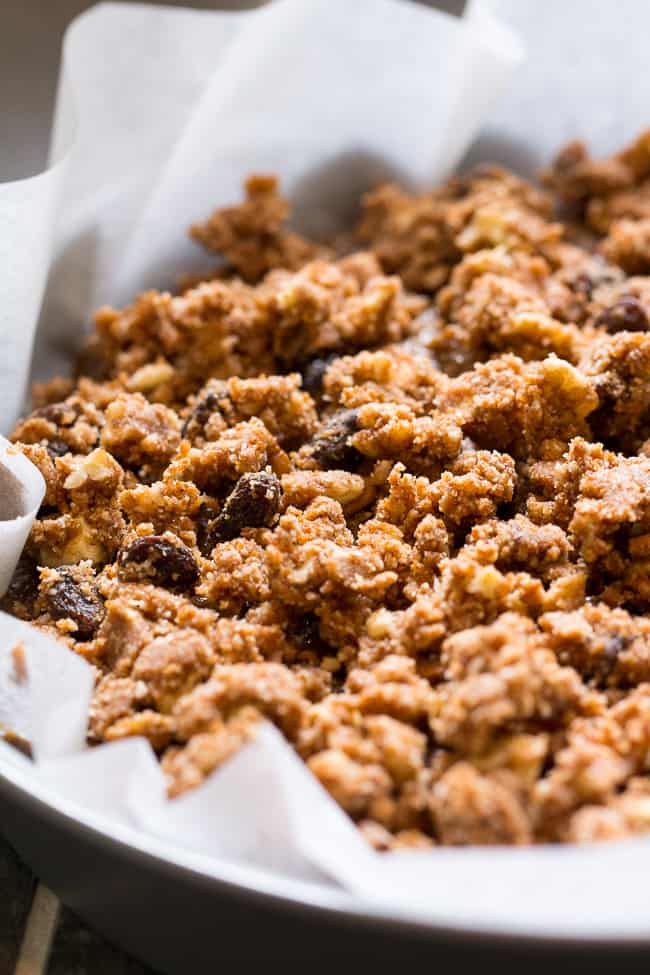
[3,0,650,939]
[0,0,522,430]
[0,438,44,595]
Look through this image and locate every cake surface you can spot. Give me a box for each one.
[6,134,650,847]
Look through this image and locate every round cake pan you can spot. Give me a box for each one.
[2,759,650,973]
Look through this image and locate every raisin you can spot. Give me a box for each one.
[205,471,281,547]
[181,381,231,441]
[32,402,86,457]
[307,409,362,471]
[288,612,322,650]
[45,438,71,458]
[602,634,627,662]
[196,503,219,557]
[287,612,335,655]
[33,403,70,424]
[594,296,648,333]
[584,633,630,685]
[117,534,199,591]
[43,570,104,640]
[300,353,339,396]
[570,261,621,300]
[571,273,594,299]
[37,504,59,519]
[1,554,39,617]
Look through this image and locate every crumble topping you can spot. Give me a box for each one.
[6,130,650,848]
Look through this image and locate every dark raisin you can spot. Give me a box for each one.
[594,296,648,333]
[33,403,66,423]
[308,409,362,471]
[33,402,79,427]
[602,634,628,663]
[288,612,323,650]
[206,471,281,547]
[181,382,231,441]
[286,612,335,664]
[196,503,219,557]
[586,632,630,685]
[1,554,39,616]
[117,534,199,591]
[43,571,104,640]
[571,272,594,299]
[45,437,71,458]
[301,353,339,396]
[31,403,80,457]
[37,504,59,519]
[570,260,621,300]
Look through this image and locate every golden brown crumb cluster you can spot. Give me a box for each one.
[6,132,650,847]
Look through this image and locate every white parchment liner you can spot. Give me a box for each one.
[4,0,650,942]
[0,438,45,595]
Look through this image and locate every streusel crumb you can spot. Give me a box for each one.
[6,131,650,847]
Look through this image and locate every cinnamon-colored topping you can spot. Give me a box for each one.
[6,132,650,847]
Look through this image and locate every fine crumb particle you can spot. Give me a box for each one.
[0,728,33,759]
[6,130,650,848]
[10,642,28,685]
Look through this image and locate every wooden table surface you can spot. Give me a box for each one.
[0,1,462,971]
[1,834,155,974]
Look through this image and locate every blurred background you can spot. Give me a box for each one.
[3,0,650,188]
[0,0,464,180]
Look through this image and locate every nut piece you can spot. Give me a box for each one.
[307,409,362,471]
[126,361,175,393]
[63,447,121,490]
[206,471,282,547]
[117,534,199,591]
[41,569,105,640]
